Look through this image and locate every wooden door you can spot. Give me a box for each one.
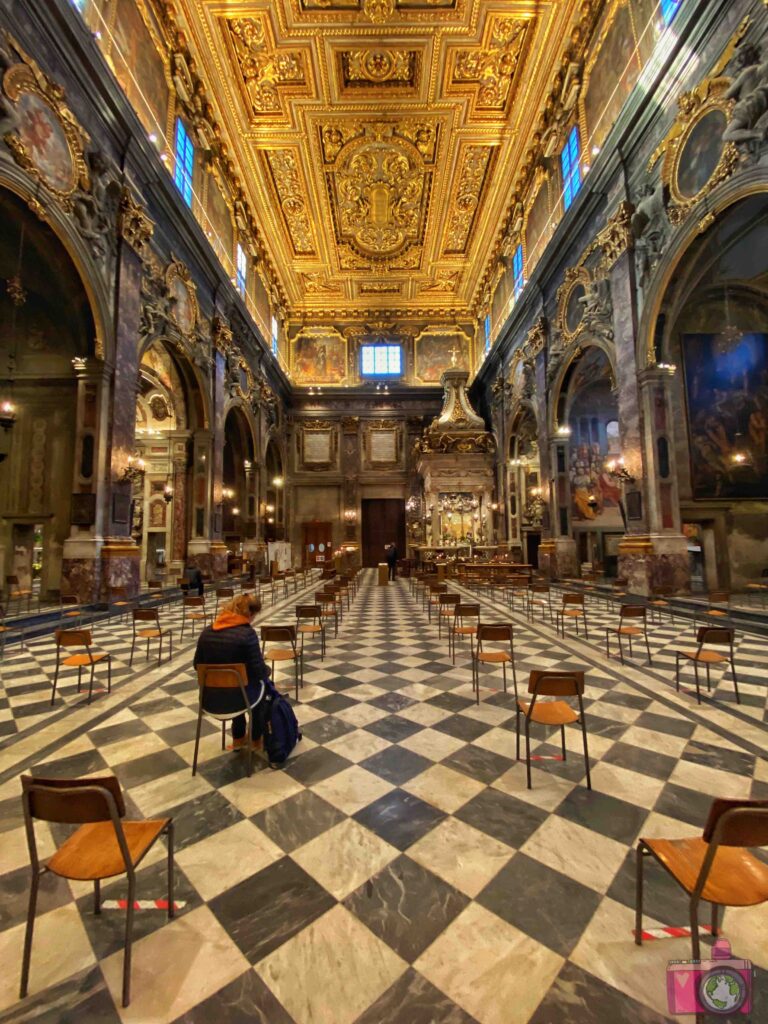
[302,521,333,567]
[361,499,406,568]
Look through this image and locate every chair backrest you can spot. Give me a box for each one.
[696,625,734,645]
[620,605,646,620]
[528,669,585,696]
[61,595,79,607]
[316,592,335,606]
[216,587,235,598]
[652,585,674,597]
[455,603,480,619]
[477,623,513,643]
[702,799,768,847]
[21,774,125,823]
[6,574,19,585]
[708,590,729,604]
[196,664,251,715]
[262,624,297,644]
[429,582,447,594]
[148,580,162,589]
[184,596,205,608]
[296,604,321,621]
[259,576,273,586]
[111,586,129,599]
[55,628,92,648]
[439,593,460,607]
[562,593,584,606]
[530,584,549,595]
[133,608,159,624]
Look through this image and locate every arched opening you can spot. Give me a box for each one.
[134,340,200,581]
[264,438,285,543]
[561,347,624,575]
[0,188,95,599]
[508,406,542,566]
[658,192,768,590]
[223,405,255,570]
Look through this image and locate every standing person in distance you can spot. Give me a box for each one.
[386,541,398,581]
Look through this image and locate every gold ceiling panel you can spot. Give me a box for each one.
[176,0,582,320]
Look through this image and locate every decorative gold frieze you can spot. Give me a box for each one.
[449,16,531,115]
[264,150,315,255]
[443,146,494,254]
[226,17,307,117]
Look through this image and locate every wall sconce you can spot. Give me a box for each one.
[343,509,358,523]
[0,400,16,432]
[490,502,499,512]
[231,506,240,516]
[244,459,252,471]
[163,482,174,504]
[266,503,275,514]
[222,486,235,500]
[556,425,572,437]
[272,476,284,488]
[509,457,524,467]
[605,456,636,484]
[731,451,750,466]
[267,516,274,524]
[121,454,146,483]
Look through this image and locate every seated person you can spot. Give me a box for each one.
[184,561,204,596]
[193,594,270,749]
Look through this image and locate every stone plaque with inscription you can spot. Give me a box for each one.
[370,429,397,464]
[304,430,333,464]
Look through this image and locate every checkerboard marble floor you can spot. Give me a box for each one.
[0,570,766,1023]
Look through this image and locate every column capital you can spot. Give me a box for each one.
[638,364,678,389]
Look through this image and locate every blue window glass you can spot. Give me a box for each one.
[484,315,492,355]
[513,244,525,300]
[71,0,86,11]
[661,0,681,26]
[561,126,582,211]
[236,244,247,298]
[271,315,279,358]
[361,344,402,377]
[174,119,194,207]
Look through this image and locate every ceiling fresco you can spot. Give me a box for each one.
[169,0,583,322]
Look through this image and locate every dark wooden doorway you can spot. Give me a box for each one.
[361,499,406,568]
[302,521,333,568]
[525,531,541,569]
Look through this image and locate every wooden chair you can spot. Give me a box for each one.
[146,579,167,610]
[516,670,591,790]
[635,798,768,960]
[316,592,339,638]
[448,603,480,665]
[296,604,325,661]
[59,595,83,630]
[473,623,516,705]
[108,586,133,625]
[697,590,731,627]
[19,774,174,1008]
[258,576,275,604]
[0,601,25,660]
[648,584,675,624]
[193,664,265,777]
[675,626,740,705]
[526,583,554,625]
[262,624,302,701]
[52,629,111,705]
[179,596,209,641]
[437,593,460,640]
[214,587,235,616]
[604,605,652,665]
[555,592,589,639]
[129,608,171,666]
[426,582,448,622]
[6,573,32,614]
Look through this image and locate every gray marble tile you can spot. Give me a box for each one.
[163,790,245,850]
[443,744,514,785]
[681,739,755,778]
[354,789,445,851]
[606,848,693,928]
[365,715,424,743]
[0,863,73,931]
[455,788,546,848]
[634,711,695,739]
[300,714,357,745]
[344,855,468,962]
[601,741,677,781]
[360,745,433,786]
[433,715,491,742]
[284,746,353,785]
[209,856,335,964]
[354,967,478,1024]
[652,781,714,828]
[171,968,294,1024]
[0,965,121,1024]
[88,718,151,747]
[251,790,345,853]
[527,961,675,1024]
[554,787,649,845]
[116,748,190,789]
[30,748,110,779]
[368,693,417,714]
[427,693,475,713]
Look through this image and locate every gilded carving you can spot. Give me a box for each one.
[341,50,417,87]
[165,259,199,336]
[443,145,493,254]
[264,150,315,255]
[227,17,307,116]
[118,188,154,260]
[449,16,530,114]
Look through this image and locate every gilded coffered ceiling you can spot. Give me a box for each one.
[170,0,583,322]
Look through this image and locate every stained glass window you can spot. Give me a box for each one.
[174,119,194,207]
[661,0,681,26]
[561,126,582,211]
[513,244,525,300]
[236,244,247,298]
[361,344,402,377]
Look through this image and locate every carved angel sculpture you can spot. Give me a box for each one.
[723,42,768,147]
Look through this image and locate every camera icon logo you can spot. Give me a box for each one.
[667,938,754,1015]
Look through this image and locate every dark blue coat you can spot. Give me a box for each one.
[193,623,271,687]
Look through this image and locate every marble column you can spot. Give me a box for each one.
[170,434,190,576]
[188,428,213,576]
[539,433,578,580]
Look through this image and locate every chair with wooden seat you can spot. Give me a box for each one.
[526,583,554,625]
[426,582,448,622]
[648,584,675,624]
[108,586,133,625]
[59,595,82,630]
[697,590,731,626]
[261,624,302,701]
[323,582,345,624]
[179,596,209,641]
[129,608,171,666]
[146,579,167,610]
[473,623,516,705]
[0,601,24,660]
[296,603,325,661]
[51,629,111,705]
[437,593,460,640]
[19,774,174,1008]
[316,592,339,638]
[516,670,591,790]
[214,587,235,616]
[192,664,265,777]
[258,575,275,604]
[675,626,740,705]
[604,605,652,665]
[448,602,480,665]
[6,573,32,614]
[635,798,768,961]
[555,592,589,639]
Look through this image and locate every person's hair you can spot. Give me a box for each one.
[224,593,262,619]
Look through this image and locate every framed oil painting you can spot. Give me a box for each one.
[292,330,347,384]
[674,109,728,202]
[582,0,642,152]
[414,331,469,383]
[682,333,768,499]
[166,262,198,336]
[111,0,170,138]
[525,176,551,275]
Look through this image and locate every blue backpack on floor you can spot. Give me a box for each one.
[259,680,301,768]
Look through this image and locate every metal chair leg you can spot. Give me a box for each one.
[19,869,39,998]
[635,844,645,946]
[122,875,136,1007]
[689,898,701,961]
[167,822,175,919]
[525,717,532,789]
[94,878,101,915]
[192,708,204,775]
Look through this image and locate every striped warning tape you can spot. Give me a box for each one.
[101,899,186,911]
[530,754,564,761]
[633,926,713,941]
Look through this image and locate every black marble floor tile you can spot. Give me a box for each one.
[300,714,357,745]
[345,855,468,962]
[427,693,476,713]
[116,748,190,789]
[633,711,696,739]
[162,790,245,850]
[0,794,23,833]
[443,744,514,785]
[607,847,694,928]
[354,789,445,851]
[355,968,478,1024]
[433,714,491,742]
[314,674,361,693]
[527,961,675,1024]
[196,750,262,788]
[157,719,217,747]
[251,790,345,853]
[365,714,424,743]
[368,692,417,714]
[284,745,353,785]
[598,691,652,712]
[88,718,151,747]
[0,863,73,931]
[477,852,601,957]
[601,741,677,781]
[30,748,109,778]
[360,745,433,786]
[681,739,756,778]
[172,969,294,1024]
[652,781,714,829]
[132,695,183,716]
[554,787,649,845]
[308,693,357,714]
[455,789,546,848]
[209,856,335,964]
[0,965,122,1024]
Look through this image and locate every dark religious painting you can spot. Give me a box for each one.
[415,333,468,382]
[676,109,727,200]
[525,179,551,275]
[293,332,347,384]
[565,283,586,335]
[682,333,768,499]
[583,0,642,152]
[13,91,75,193]
[112,0,169,138]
